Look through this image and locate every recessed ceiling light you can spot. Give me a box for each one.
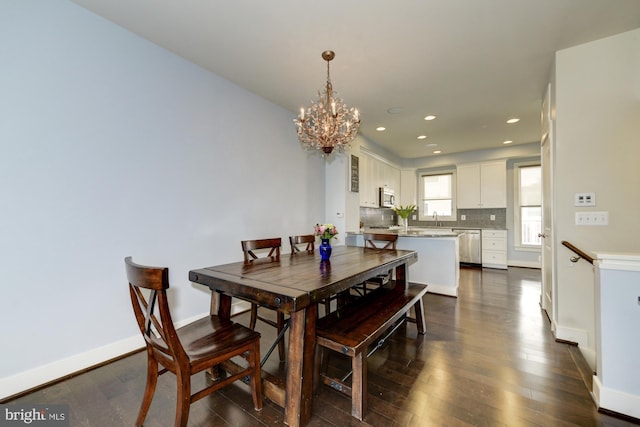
[433,150,441,154]
[417,135,427,140]
[506,118,520,124]
[503,140,513,144]
[376,127,386,131]
[426,143,438,147]
[424,115,436,121]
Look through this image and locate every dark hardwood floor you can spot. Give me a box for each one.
[6,267,638,426]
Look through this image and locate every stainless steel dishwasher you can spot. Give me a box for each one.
[454,229,481,265]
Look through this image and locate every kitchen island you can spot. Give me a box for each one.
[346,228,460,297]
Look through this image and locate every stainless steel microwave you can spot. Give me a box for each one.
[379,187,395,207]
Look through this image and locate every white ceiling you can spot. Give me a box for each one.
[71,0,640,159]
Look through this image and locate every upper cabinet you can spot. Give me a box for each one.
[359,152,400,207]
[400,169,417,206]
[456,160,506,208]
[359,155,377,207]
[379,161,400,192]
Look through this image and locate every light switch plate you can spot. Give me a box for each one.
[575,211,608,226]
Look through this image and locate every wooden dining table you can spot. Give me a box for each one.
[188,245,417,427]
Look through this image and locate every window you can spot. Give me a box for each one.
[515,164,541,247]
[418,171,456,221]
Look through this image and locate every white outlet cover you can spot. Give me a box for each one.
[575,192,596,207]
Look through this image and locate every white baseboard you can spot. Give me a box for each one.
[425,282,458,297]
[507,259,541,269]
[231,299,251,315]
[555,324,588,347]
[0,335,144,401]
[554,324,597,368]
[593,375,640,419]
[579,347,596,371]
[0,313,208,401]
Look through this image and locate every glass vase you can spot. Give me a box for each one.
[401,216,409,233]
[319,238,332,261]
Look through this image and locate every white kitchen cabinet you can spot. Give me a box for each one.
[359,155,377,207]
[456,160,506,208]
[482,229,507,269]
[400,169,417,207]
[378,161,400,192]
[390,165,401,195]
[374,160,383,194]
[456,163,481,208]
[359,153,400,207]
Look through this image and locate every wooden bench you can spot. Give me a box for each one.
[314,281,428,420]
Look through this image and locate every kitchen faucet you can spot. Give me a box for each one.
[433,211,439,227]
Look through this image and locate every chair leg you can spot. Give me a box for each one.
[313,346,327,394]
[136,354,159,427]
[276,312,286,361]
[174,372,191,427]
[337,290,350,309]
[249,342,263,411]
[249,304,258,330]
[207,364,222,380]
[351,352,367,421]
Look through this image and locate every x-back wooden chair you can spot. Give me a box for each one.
[354,232,399,296]
[289,234,315,254]
[241,238,288,363]
[125,257,262,427]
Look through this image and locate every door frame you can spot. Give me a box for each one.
[540,83,556,330]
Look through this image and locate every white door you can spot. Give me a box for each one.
[540,84,555,327]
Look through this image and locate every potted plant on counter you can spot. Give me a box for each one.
[392,204,416,233]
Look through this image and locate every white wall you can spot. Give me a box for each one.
[553,28,640,366]
[0,1,325,398]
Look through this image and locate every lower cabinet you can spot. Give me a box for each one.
[482,229,507,269]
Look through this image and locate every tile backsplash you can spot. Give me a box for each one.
[359,207,507,229]
[359,207,397,227]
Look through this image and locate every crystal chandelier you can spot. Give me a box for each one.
[294,50,360,155]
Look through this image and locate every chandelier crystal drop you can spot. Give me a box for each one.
[294,50,360,156]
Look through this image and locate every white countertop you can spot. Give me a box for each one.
[347,228,461,237]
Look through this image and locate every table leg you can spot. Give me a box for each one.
[284,305,317,427]
[210,291,232,320]
[207,292,232,378]
[395,261,408,289]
